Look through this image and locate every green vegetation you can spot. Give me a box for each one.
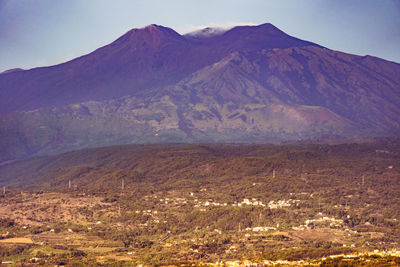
[0,140,399,265]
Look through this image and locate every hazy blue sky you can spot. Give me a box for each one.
[0,0,399,72]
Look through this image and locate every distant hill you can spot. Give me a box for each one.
[0,140,399,192]
[1,23,399,161]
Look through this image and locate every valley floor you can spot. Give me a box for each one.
[0,142,399,265]
[0,189,399,266]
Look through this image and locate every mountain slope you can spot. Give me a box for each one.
[187,47,400,130]
[0,23,317,114]
[0,23,399,161]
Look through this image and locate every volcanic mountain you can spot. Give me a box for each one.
[1,23,400,161]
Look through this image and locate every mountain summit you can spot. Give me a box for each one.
[0,23,399,161]
[0,23,319,114]
[113,24,185,47]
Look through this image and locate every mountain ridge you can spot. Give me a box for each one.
[0,23,320,114]
[0,22,399,161]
